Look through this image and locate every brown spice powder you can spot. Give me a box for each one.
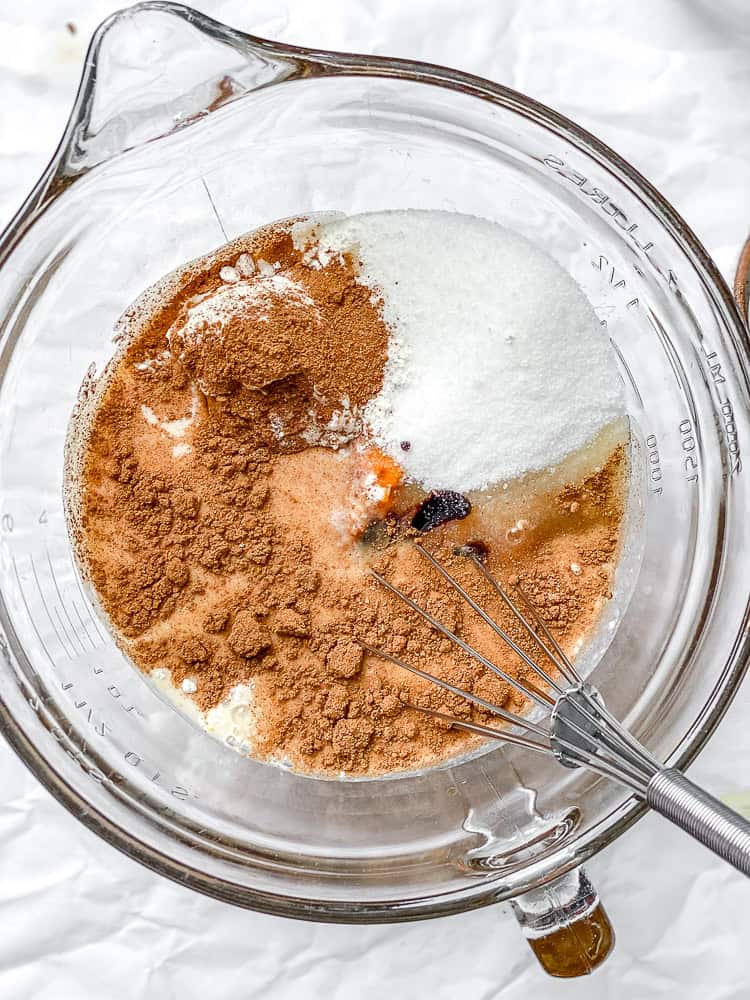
[70,221,627,776]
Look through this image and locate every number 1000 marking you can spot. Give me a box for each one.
[645,434,663,495]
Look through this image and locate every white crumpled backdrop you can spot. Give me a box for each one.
[2,1,750,996]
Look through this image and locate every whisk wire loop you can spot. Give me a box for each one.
[413,544,566,697]
[469,554,580,686]
[365,542,750,877]
[359,642,551,742]
[369,568,554,709]
[404,704,551,754]
[368,544,660,787]
[443,549,661,781]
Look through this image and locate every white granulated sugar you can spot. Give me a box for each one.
[316,210,625,492]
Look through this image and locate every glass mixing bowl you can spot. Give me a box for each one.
[1,1,750,978]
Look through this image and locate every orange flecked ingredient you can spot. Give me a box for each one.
[365,447,404,515]
[367,448,403,490]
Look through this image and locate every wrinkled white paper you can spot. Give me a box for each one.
[2,1,750,996]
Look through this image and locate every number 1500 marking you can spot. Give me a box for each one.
[679,419,699,483]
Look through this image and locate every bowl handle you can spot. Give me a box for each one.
[735,235,750,323]
[55,3,304,177]
[510,866,615,977]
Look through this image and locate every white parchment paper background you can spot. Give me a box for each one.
[1,2,749,997]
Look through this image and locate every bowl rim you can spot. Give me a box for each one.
[1,0,750,921]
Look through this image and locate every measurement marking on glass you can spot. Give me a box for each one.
[71,559,109,643]
[46,549,88,655]
[591,255,639,310]
[647,311,700,431]
[29,552,74,661]
[201,176,229,242]
[54,605,80,657]
[699,343,742,475]
[650,315,687,395]
[610,341,644,409]
[11,554,56,670]
[543,156,654,255]
[646,434,663,496]
[70,595,100,650]
[679,418,700,483]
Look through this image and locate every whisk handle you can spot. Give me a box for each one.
[647,769,750,877]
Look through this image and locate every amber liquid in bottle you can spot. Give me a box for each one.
[527,903,615,978]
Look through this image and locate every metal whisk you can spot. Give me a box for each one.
[367,542,750,877]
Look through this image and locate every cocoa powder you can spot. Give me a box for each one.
[72,221,627,775]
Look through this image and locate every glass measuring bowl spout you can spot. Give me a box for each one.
[1,1,750,981]
[56,3,302,175]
